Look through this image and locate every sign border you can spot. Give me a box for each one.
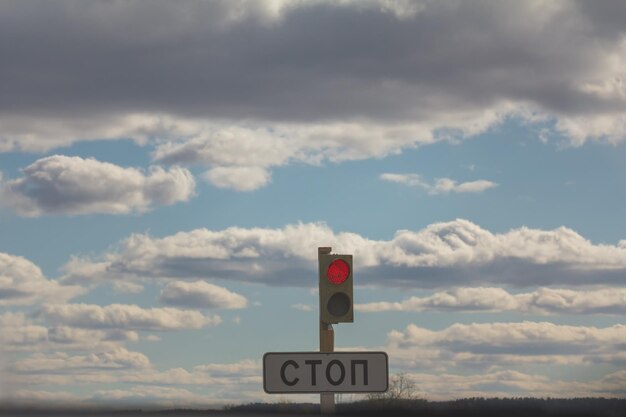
[263,351,389,394]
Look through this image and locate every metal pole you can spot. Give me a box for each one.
[320,321,335,414]
[318,246,335,414]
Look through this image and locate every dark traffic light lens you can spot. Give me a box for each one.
[327,259,350,284]
[327,292,350,317]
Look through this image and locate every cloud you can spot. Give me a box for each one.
[380,173,498,194]
[358,287,518,313]
[13,366,264,394]
[90,385,225,408]
[357,287,626,315]
[151,119,444,190]
[291,303,314,312]
[3,390,83,406]
[398,369,626,400]
[0,1,625,186]
[112,281,144,294]
[518,287,626,315]
[38,303,221,331]
[386,321,626,371]
[0,312,138,352]
[8,355,263,404]
[8,358,626,403]
[0,155,195,216]
[434,179,498,194]
[0,252,83,306]
[204,166,271,191]
[12,370,626,404]
[0,312,48,349]
[391,321,626,350]
[152,124,295,167]
[193,359,260,377]
[159,281,247,309]
[89,381,266,410]
[60,220,626,288]
[11,348,151,373]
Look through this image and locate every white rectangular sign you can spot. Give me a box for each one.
[263,351,388,393]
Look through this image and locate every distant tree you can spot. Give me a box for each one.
[366,372,420,403]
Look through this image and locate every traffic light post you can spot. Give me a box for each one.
[263,247,387,414]
[319,321,334,413]
[318,247,353,414]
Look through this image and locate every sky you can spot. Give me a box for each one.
[1,0,626,408]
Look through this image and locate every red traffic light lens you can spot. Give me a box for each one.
[327,259,350,284]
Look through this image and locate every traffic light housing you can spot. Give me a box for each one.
[319,248,353,324]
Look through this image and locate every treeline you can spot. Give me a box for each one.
[2,398,624,417]
[227,397,626,417]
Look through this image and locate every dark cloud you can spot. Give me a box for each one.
[0,288,30,300]
[576,0,626,38]
[361,260,626,289]
[0,0,624,122]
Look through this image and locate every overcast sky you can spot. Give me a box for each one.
[1,0,626,407]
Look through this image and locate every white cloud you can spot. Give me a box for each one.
[11,348,151,373]
[60,220,626,288]
[47,326,139,345]
[357,287,518,313]
[386,321,626,371]
[394,369,626,400]
[380,173,430,187]
[152,124,295,168]
[11,368,623,406]
[357,287,626,315]
[8,365,626,404]
[159,280,247,309]
[38,303,222,331]
[0,312,137,352]
[150,119,448,190]
[0,114,492,193]
[0,155,195,216]
[291,303,314,312]
[13,364,264,389]
[380,173,498,194]
[0,112,175,153]
[0,252,83,306]
[204,166,271,191]
[391,321,626,348]
[9,355,263,402]
[193,359,260,377]
[440,179,497,194]
[112,281,144,294]
[517,287,626,315]
[3,390,83,406]
[91,385,220,408]
[0,312,48,349]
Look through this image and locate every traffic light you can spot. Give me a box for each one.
[319,248,353,324]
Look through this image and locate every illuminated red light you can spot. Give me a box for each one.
[327,259,350,284]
